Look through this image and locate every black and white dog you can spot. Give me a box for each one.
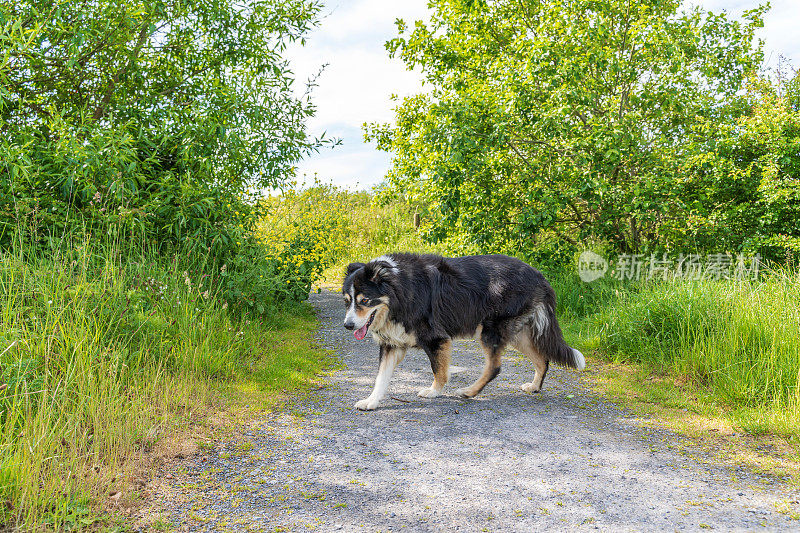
[342,253,585,410]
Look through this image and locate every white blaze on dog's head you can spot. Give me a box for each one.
[343,285,358,330]
[371,255,399,273]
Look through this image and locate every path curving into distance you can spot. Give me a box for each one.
[165,289,798,531]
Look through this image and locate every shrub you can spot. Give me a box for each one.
[0,0,329,266]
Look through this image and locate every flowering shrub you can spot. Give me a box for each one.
[253,184,351,301]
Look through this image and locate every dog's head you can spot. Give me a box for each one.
[341,258,397,340]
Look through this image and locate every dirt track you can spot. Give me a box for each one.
[162,289,799,531]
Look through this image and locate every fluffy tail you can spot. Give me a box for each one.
[531,302,585,370]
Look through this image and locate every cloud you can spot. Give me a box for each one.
[298,145,392,191]
[296,47,421,128]
[760,2,800,67]
[313,1,425,46]
[296,123,392,190]
[286,0,429,189]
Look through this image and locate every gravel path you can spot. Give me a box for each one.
[164,289,799,531]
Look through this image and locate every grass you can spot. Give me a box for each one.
[0,235,332,530]
[576,357,800,482]
[574,271,800,438]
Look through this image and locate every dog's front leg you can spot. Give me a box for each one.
[355,345,406,411]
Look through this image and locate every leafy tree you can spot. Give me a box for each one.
[675,73,800,261]
[0,0,326,249]
[367,0,766,259]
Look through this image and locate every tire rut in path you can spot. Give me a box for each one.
[166,289,798,532]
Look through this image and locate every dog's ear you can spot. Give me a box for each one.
[366,260,396,283]
[345,262,365,277]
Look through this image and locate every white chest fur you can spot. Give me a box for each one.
[371,319,418,348]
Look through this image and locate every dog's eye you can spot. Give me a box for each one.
[359,298,369,306]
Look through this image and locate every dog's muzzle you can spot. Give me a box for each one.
[349,310,376,340]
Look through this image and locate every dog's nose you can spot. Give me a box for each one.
[343,321,355,330]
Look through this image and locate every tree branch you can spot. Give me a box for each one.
[92,17,151,121]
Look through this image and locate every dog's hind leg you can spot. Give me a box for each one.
[512,328,549,393]
[418,339,452,399]
[456,332,505,399]
[355,345,407,411]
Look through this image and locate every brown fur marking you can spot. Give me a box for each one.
[513,328,549,393]
[457,339,504,398]
[431,339,452,391]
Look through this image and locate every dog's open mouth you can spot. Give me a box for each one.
[354,310,377,340]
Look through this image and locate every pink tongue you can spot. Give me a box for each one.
[354,324,368,340]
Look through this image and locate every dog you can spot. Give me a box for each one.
[342,253,585,410]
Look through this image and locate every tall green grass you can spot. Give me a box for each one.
[580,271,800,435]
[0,235,328,529]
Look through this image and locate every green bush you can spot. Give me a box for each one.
[0,0,330,300]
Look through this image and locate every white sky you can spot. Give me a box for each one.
[287,0,800,191]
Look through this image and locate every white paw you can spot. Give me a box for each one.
[417,387,441,399]
[521,382,541,394]
[455,387,475,399]
[354,397,380,411]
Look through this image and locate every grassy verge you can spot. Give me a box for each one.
[0,238,332,530]
[575,357,800,483]
[579,273,800,436]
